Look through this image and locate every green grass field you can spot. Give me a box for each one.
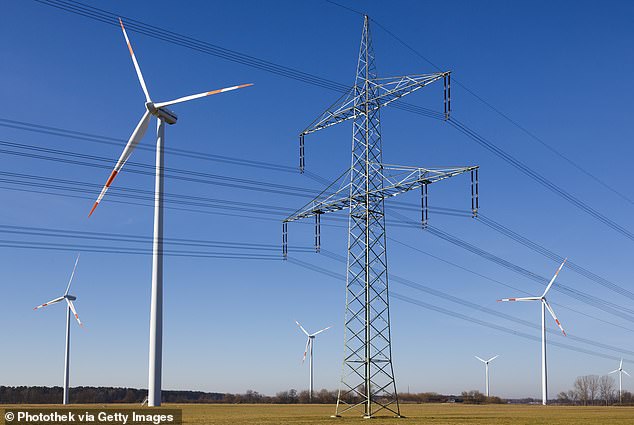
[4,403,634,425]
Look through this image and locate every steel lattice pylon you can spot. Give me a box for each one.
[283,15,479,418]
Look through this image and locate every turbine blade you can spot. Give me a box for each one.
[544,300,566,336]
[119,18,151,102]
[488,355,499,363]
[64,253,80,296]
[620,358,623,369]
[154,83,253,108]
[474,356,485,363]
[295,320,310,336]
[623,370,631,377]
[89,110,151,216]
[302,338,310,363]
[542,258,568,297]
[609,369,619,374]
[497,297,540,302]
[311,326,332,336]
[66,299,83,327]
[33,296,65,310]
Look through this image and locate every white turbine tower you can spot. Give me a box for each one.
[609,358,631,403]
[33,254,83,405]
[295,321,331,402]
[89,18,252,407]
[498,259,568,406]
[475,355,499,397]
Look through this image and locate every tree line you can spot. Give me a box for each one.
[1,387,507,404]
[556,375,633,406]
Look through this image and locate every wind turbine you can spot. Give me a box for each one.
[88,18,252,407]
[497,258,568,406]
[33,254,83,405]
[295,321,331,402]
[609,358,631,403]
[474,355,499,397]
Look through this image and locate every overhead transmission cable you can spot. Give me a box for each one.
[324,0,634,207]
[318,247,634,356]
[7,117,634,307]
[2,135,634,324]
[287,257,633,364]
[3,162,633,330]
[25,1,634,243]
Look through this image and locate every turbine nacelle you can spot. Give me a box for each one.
[146,102,178,125]
[65,295,77,301]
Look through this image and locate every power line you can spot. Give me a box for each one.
[388,211,634,324]
[287,257,633,365]
[388,199,634,303]
[318,248,634,357]
[323,0,634,207]
[475,214,634,301]
[32,0,444,121]
[2,171,632,335]
[3,151,633,327]
[3,136,634,326]
[387,237,634,335]
[7,117,634,309]
[448,118,634,242]
[30,1,634,245]
[0,118,332,186]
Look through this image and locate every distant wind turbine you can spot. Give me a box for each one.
[609,358,631,403]
[498,259,568,405]
[33,254,83,405]
[89,18,252,407]
[295,321,331,401]
[475,355,499,397]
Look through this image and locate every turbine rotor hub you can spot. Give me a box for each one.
[145,101,178,125]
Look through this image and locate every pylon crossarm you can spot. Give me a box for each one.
[380,164,477,195]
[299,73,448,138]
[300,86,356,137]
[368,73,447,110]
[284,168,353,223]
[284,164,477,222]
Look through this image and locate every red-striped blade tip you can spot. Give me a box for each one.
[105,170,118,187]
[88,202,99,217]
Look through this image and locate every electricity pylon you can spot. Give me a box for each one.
[283,15,479,418]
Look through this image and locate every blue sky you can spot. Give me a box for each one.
[1,0,634,399]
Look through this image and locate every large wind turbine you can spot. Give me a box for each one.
[474,355,498,397]
[33,254,83,405]
[89,18,252,407]
[295,321,331,402]
[609,358,631,403]
[498,259,568,406]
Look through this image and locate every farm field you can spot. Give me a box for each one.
[4,403,634,425]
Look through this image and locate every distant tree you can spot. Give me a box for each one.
[297,390,310,404]
[599,375,615,406]
[574,376,590,405]
[314,389,337,404]
[587,375,600,405]
[243,389,262,403]
[461,390,486,404]
[557,392,570,404]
